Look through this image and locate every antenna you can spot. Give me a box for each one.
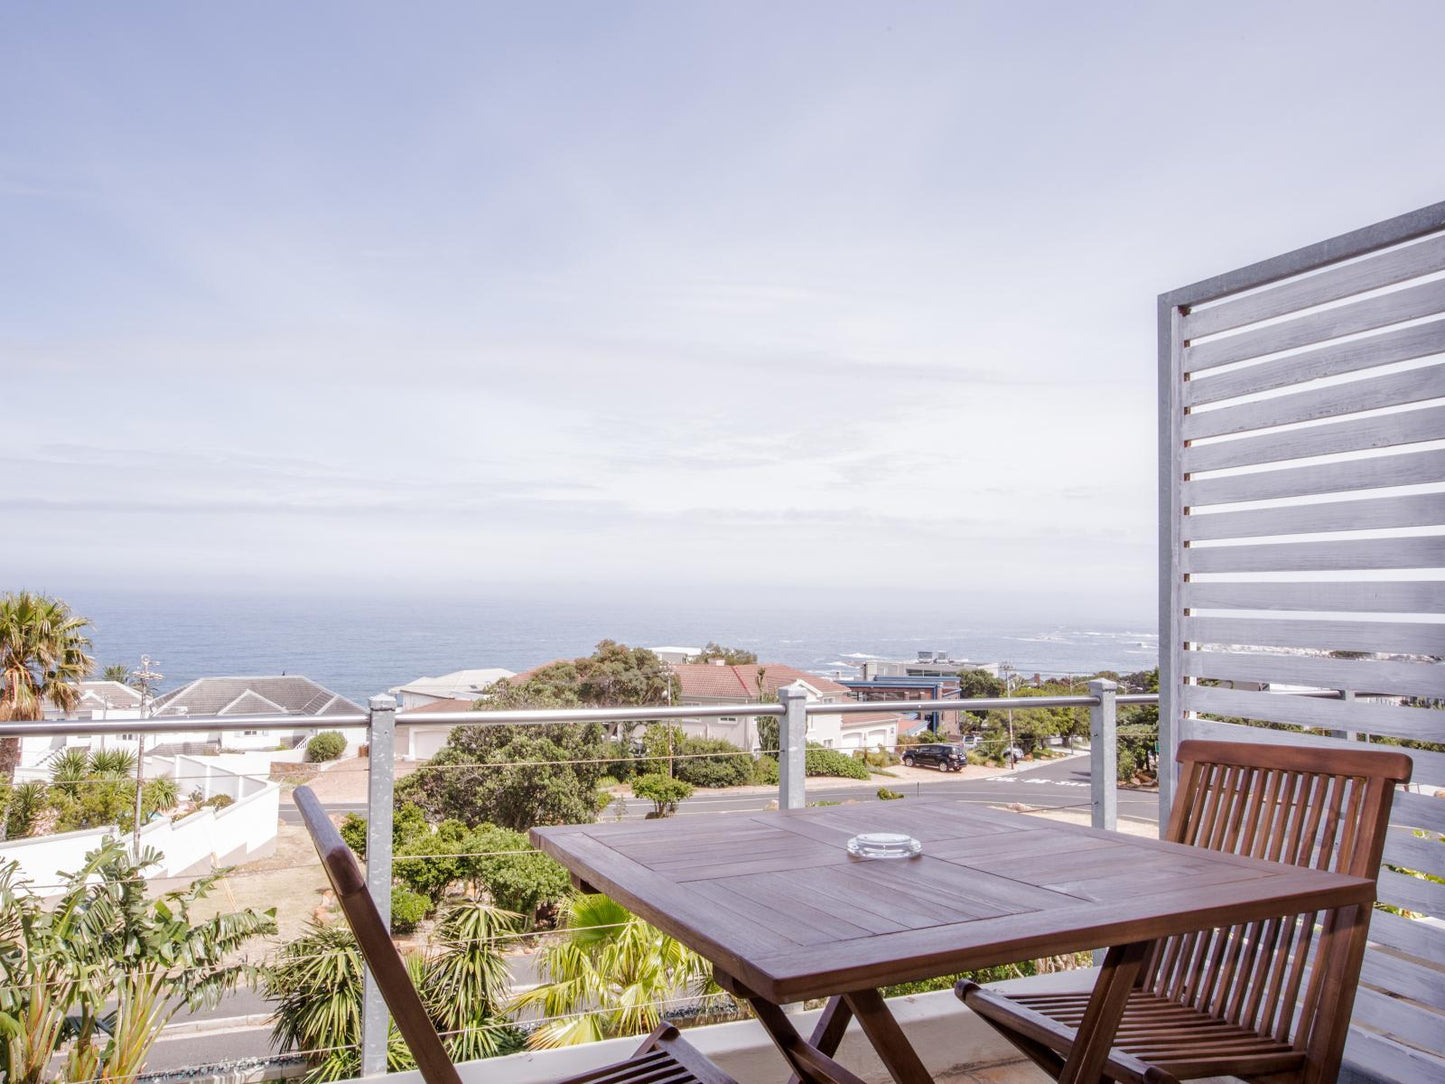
[128,654,163,859]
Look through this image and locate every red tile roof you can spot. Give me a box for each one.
[672,663,851,703]
[410,697,478,714]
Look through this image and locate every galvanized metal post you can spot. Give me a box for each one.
[778,684,807,810]
[360,694,396,1077]
[1088,679,1118,832]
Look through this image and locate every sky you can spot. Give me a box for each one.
[3,2,1444,622]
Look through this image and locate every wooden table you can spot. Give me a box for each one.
[532,800,1375,1084]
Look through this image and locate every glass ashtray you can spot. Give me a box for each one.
[846,832,922,859]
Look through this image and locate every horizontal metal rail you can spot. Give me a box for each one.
[0,694,1160,738]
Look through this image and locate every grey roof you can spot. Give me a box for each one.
[150,676,364,718]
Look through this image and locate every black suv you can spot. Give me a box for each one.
[901,743,966,771]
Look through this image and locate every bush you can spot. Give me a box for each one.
[805,744,871,780]
[1117,746,1139,782]
[632,773,693,816]
[673,737,753,788]
[877,788,904,801]
[601,739,640,781]
[201,793,235,809]
[391,887,431,933]
[306,731,347,762]
[750,756,779,786]
[340,812,368,856]
[468,823,573,920]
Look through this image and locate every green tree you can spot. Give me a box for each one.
[956,669,1005,722]
[692,642,758,665]
[408,722,608,831]
[0,842,275,1084]
[466,823,572,922]
[510,894,726,1047]
[0,592,94,781]
[632,773,693,816]
[101,664,132,685]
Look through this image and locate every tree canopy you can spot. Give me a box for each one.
[692,642,758,665]
[1,592,93,780]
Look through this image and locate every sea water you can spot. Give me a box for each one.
[62,588,1159,706]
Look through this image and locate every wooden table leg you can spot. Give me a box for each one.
[1056,940,1149,1084]
[787,996,853,1084]
[746,995,872,1084]
[842,988,932,1084]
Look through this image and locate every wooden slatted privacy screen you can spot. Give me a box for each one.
[1159,201,1445,1084]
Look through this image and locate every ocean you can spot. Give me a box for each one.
[61,588,1159,707]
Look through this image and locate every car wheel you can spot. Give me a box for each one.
[902,756,914,767]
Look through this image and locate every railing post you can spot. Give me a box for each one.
[778,684,807,810]
[1088,679,1117,832]
[360,694,396,1077]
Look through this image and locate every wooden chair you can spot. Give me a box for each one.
[293,786,738,1084]
[958,739,1412,1084]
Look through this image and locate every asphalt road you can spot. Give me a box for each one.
[165,755,1156,1073]
[280,752,1159,825]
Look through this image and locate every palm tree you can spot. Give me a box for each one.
[102,663,131,684]
[510,894,728,1048]
[0,592,94,781]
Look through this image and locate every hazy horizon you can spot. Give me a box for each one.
[6,3,1443,614]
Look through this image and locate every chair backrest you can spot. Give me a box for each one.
[294,785,464,1084]
[1146,740,1412,1083]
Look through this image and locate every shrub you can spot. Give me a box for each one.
[201,793,235,809]
[7,781,46,837]
[390,887,431,933]
[340,812,368,856]
[805,744,871,780]
[673,737,753,788]
[601,739,640,781]
[877,787,904,800]
[632,773,693,816]
[750,756,779,786]
[89,748,138,776]
[468,823,573,920]
[1117,746,1139,782]
[306,731,347,762]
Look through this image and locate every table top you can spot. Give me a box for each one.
[531,799,1375,1003]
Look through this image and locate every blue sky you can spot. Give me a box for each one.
[4,2,1443,619]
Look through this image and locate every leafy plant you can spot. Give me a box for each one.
[750,756,779,786]
[632,773,693,816]
[511,894,728,1047]
[3,781,45,838]
[466,824,572,922]
[0,841,275,1083]
[805,744,871,780]
[877,787,904,800]
[88,748,138,776]
[672,737,753,788]
[306,731,347,763]
[390,887,431,933]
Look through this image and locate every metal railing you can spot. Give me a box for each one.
[0,679,1158,1076]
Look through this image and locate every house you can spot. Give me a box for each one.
[648,646,703,664]
[836,675,964,734]
[147,675,365,754]
[397,696,480,760]
[19,681,150,775]
[388,667,517,711]
[671,662,900,753]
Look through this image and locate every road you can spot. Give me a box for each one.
[166,755,1155,1073]
[281,753,1159,825]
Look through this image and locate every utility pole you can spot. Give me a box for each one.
[129,655,162,859]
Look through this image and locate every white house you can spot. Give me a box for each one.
[20,681,148,776]
[145,675,366,753]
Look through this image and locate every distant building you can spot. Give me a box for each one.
[649,646,703,665]
[671,662,900,753]
[860,652,999,679]
[147,675,365,754]
[18,674,363,776]
[389,668,517,711]
[835,675,963,735]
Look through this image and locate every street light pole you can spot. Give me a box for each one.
[1001,662,1018,769]
[129,655,161,859]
